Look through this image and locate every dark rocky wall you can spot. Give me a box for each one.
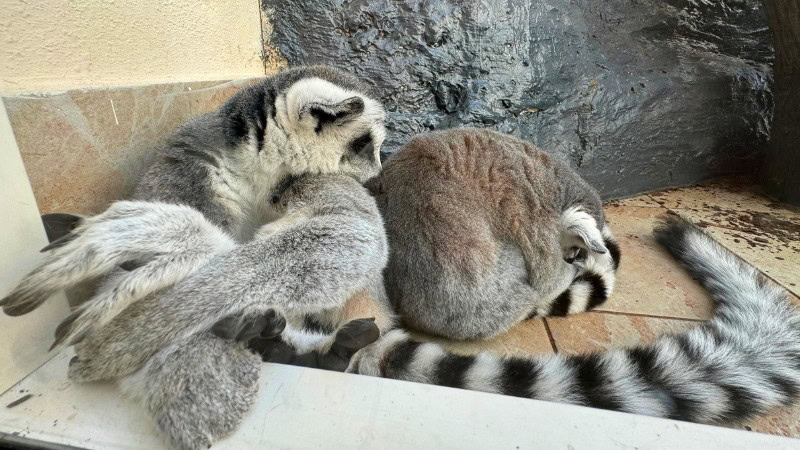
[264,0,774,199]
[760,0,800,206]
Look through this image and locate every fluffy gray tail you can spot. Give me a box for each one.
[349,215,800,424]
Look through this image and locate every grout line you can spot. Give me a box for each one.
[590,309,705,322]
[541,318,559,353]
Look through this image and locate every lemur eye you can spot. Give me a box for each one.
[564,247,588,264]
[349,133,373,155]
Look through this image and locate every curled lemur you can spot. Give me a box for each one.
[247,128,620,361]
[365,128,620,341]
[344,128,800,426]
[1,66,395,449]
[349,214,800,425]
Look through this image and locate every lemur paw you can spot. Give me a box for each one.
[329,318,381,360]
[211,308,287,343]
[249,318,380,372]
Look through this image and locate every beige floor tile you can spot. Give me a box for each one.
[410,318,554,357]
[598,205,714,320]
[738,403,800,438]
[647,177,799,215]
[650,179,800,298]
[546,312,696,355]
[671,208,800,298]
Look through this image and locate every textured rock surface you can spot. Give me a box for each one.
[264,0,774,198]
[760,0,800,206]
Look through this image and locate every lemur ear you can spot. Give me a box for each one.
[561,207,608,254]
[303,96,364,131]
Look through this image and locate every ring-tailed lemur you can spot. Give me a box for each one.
[365,128,620,341]
[349,214,800,425]
[2,66,394,450]
[246,128,621,367]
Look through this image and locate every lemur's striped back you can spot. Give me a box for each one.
[348,215,800,424]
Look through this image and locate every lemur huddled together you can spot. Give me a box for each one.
[3,66,800,450]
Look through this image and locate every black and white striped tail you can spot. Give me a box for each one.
[531,229,621,319]
[349,215,800,424]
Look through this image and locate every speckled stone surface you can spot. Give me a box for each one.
[649,180,800,298]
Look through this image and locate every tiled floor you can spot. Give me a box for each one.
[420,178,800,438]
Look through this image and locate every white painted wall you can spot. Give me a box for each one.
[0,99,69,393]
[0,0,266,95]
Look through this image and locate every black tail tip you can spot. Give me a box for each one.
[653,213,698,254]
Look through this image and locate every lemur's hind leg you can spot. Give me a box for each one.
[2,201,236,350]
[62,204,388,382]
[116,333,264,450]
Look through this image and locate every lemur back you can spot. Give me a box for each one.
[368,128,619,341]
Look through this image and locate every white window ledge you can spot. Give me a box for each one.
[1,350,797,450]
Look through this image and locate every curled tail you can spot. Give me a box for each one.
[349,214,800,424]
[530,222,621,318]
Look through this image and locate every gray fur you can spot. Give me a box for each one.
[348,215,800,425]
[369,128,619,340]
[64,174,389,450]
[2,66,389,450]
[118,333,262,450]
[134,65,385,241]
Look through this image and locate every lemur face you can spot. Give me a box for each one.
[275,76,386,183]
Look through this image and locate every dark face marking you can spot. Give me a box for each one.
[250,88,268,152]
[349,133,373,156]
[308,96,365,133]
[564,247,587,264]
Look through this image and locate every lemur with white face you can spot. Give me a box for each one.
[2,66,396,450]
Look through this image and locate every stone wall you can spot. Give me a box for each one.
[760,0,800,206]
[264,0,774,199]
